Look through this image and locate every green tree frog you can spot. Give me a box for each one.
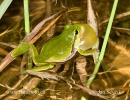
[11,24,98,71]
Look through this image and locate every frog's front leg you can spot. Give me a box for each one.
[92,39,100,64]
[78,46,99,65]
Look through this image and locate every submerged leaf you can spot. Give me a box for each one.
[26,70,58,80]
[76,56,87,86]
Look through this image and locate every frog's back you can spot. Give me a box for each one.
[39,25,77,62]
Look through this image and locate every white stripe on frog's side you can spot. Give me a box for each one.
[64,47,77,61]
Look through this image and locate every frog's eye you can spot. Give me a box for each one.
[75,30,78,35]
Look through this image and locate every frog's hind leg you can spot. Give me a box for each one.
[28,63,54,72]
[29,44,54,71]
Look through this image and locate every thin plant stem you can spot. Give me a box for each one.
[24,0,30,34]
[23,0,32,69]
[86,0,119,88]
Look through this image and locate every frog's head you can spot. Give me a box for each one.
[75,24,97,50]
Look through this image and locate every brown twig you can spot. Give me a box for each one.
[29,14,62,44]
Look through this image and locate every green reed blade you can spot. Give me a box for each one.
[86,0,119,88]
[0,0,13,19]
